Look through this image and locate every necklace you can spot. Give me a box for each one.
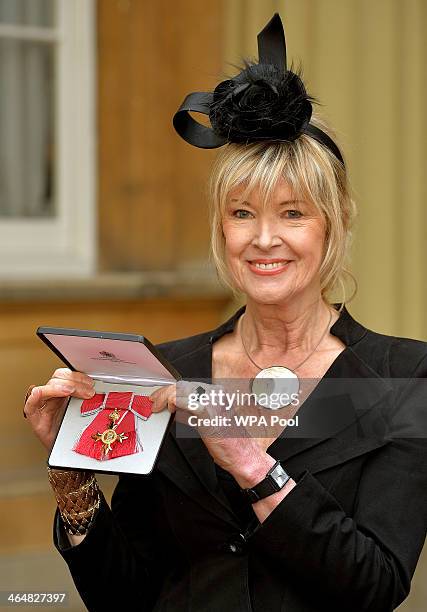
[240,308,333,409]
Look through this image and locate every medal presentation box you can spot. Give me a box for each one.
[37,327,180,476]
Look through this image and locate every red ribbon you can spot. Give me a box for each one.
[74,391,152,461]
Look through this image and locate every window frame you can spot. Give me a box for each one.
[0,0,96,279]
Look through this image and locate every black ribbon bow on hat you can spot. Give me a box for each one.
[173,13,344,165]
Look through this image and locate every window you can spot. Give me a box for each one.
[0,0,95,278]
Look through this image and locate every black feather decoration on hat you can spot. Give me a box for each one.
[173,13,344,164]
[209,63,314,143]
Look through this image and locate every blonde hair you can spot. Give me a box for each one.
[208,115,357,305]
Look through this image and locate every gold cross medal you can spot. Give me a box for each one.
[92,408,128,457]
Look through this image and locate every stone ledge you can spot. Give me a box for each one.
[0,269,231,303]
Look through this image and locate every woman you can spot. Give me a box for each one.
[24,14,426,612]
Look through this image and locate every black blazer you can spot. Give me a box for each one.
[55,306,427,612]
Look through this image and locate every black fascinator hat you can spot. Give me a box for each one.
[173,13,344,165]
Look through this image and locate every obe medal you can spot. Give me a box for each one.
[251,366,300,409]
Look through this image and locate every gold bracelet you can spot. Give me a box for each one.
[66,476,97,496]
[47,467,101,536]
[64,500,101,518]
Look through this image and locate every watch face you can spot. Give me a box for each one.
[270,463,289,488]
[243,462,290,503]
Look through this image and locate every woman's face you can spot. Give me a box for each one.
[222,178,326,305]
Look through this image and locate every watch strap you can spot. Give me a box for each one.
[241,460,290,504]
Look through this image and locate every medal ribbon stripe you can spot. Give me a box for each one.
[104,391,133,410]
[80,393,106,414]
[131,395,153,420]
[73,391,152,460]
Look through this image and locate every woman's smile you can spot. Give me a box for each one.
[248,259,292,275]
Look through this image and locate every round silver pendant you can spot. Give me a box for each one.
[251,366,300,410]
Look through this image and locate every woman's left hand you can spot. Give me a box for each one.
[150,381,282,481]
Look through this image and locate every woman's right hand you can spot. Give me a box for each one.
[24,368,96,451]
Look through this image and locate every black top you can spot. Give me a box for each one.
[214,463,256,528]
[54,304,427,612]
